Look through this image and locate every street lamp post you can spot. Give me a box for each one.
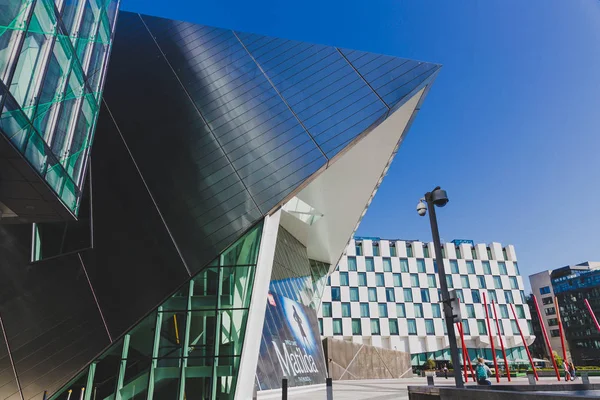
[417,187,464,388]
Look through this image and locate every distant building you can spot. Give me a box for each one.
[529,262,600,365]
[319,237,534,368]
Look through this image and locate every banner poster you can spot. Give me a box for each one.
[255,292,327,390]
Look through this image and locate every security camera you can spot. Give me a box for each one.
[417,200,427,216]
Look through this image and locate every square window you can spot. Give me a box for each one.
[471,247,477,259]
[477,276,487,289]
[386,288,395,302]
[350,287,359,302]
[410,274,420,287]
[542,296,553,305]
[516,304,525,319]
[360,303,370,317]
[446,275,453,288]
[466,304,475,318]
[461,275,470,288]
[383,258,392,272]
[540,286,551,295]
[455,289,464,303]
[340,272,349,286]
[466,261,475,274]
[352,318,362,335]
[319,318,323,335]
[358,272,367,287]
[488,290,498,303]
[393,273,402,287]
[432,304,441,318]
[406,244,413,257]
[372,243,380,256]
[342,302,351,317]
[414,304,423,318]
[355,242,363,256]
[471,290,481,303]
[450,260,459,274]
[403,288,413,302]
[378,303,388,317]
[347,257,357,271]
[550,328,560,337]
[512,320,521,335]
[400,258,409,272]
[499,262,507,275]
[477,319,487,335]
[390,244,397,257]
[407,319,417,335]
[397,304,406,317]
[425,319,435,335]
[389,319,399,335]
[493,276,502,289]
[509,277,518,289]
[417,259,426,273]
[333,318,343,335]
[462,320,471,335]
[421,289,430,302]
[514,262,520,275]
[370,319,381,335]
[427,274,437,288]
[455,247,462,259]
[376,273,385,287]
[423,246,430,258]
[368,288,377,302]
[545,307,556,316]
[365,257,375,272]
[504,290,514,304]
[483,261,492,275]
[322,302,332,317]
[500,304,509,319]
[331,287,341,301]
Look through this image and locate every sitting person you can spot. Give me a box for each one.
[476,357,492,385]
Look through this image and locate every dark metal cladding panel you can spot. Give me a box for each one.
[80,101,191,338]
[100,13,263,272]
[0,226,109,399]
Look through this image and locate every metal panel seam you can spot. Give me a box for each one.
[231,30,329,168]
[77,253,113,342]
[137,14,263,214]
[100,98,193,277]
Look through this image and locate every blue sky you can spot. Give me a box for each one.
[122,0,600,292]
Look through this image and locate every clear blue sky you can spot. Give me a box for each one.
[122,0,600,292]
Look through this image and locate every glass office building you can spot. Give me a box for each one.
[0,0,118,214]
[0,8,440,400]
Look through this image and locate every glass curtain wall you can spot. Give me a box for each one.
[0,0,118,213]
[50,221,263,400]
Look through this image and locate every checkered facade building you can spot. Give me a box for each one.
[318,238,535,365]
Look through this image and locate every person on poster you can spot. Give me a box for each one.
[293,305,310,347]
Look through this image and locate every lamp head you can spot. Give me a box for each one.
[431,188,449,207]
[417,199,427,216]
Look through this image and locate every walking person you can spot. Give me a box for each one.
[563,360,571,381]
[443,364,448,379]
[569,362,577,380]
[476,358,492,385]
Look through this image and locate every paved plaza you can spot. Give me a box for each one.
[257,376,600,400]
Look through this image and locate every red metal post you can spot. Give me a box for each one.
[457,322,476,382]
[482,292,500,382]
[457,322,469,382]
[554,297,568,364]
[532,295,561,381]
[584,298,600,333]
[509,303,538,380]
[491,301,511,381]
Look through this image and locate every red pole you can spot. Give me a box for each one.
[554,297,568,364]
[492,301,511,381]
[457,322,469,382]
[584,299,600,333]
[532,295,561,381]
[483,292,500,382]
[509,303,538,380]
[457,322,476,382]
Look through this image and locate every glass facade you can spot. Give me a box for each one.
[50,221,262,400]
[0,0,118,212]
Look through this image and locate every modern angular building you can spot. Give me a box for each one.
[529,262,600,366]
[319,238,535,369]
[0,4,440,400]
